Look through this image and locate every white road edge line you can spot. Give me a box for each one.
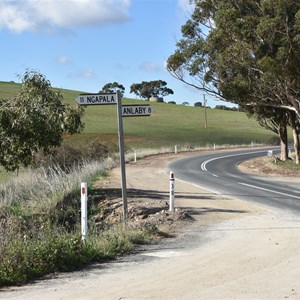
[239,182,300,200]
[200,149,275,172]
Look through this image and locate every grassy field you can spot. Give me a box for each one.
[0,81,275,149]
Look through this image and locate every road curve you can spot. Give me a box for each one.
[168,148,300,214]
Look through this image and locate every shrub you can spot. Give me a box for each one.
[33,140,118,171]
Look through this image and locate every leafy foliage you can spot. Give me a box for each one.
[167,0,300,161]
[130,80,174,100]
[167,0,300,108]
[0,70,84,171]
[100,82,125,97]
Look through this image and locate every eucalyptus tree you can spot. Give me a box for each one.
[100,82,125,97]
[0,70,84,172]
[130,80,174,100]
[167,0,300,161]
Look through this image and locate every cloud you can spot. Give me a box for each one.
[56,55,70,65]
[68,69,97,79]
[115,62,130,71]
[80,69,97,78]
[139,61,162,73]
[0,0,132,33]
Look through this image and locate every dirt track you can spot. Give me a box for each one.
[1,151,300,299]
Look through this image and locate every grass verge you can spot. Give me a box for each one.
[0,221,157,287]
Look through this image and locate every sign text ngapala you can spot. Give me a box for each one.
[76,93,117,105]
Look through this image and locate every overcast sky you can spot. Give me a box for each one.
[0,0,230,107]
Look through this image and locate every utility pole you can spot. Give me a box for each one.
[204,94,208,128]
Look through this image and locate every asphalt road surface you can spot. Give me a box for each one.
[168,147,300,214]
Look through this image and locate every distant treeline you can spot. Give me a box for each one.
[168,101,239,111]
[214,105,240,111]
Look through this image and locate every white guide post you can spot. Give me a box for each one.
[134,150,137,163]
[81,182,88,240]
[169,172,175,212]
[175,145,178,154]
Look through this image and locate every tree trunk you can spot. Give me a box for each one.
[279,121,288,161]
[292,128,300,164]
[290,113,300,164]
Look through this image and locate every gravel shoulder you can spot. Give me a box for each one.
[1,150,300,299]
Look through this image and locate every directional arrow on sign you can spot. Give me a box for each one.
[122,105,152,117]
[75,93,117,105]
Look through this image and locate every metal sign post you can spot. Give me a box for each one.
[116,91,128,221]
[75,91,152,222]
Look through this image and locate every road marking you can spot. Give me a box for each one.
[238,182,300,199]
[200,149,277,171]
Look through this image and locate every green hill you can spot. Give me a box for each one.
[0,81,275,149]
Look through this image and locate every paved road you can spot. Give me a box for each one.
[168,148,300,214]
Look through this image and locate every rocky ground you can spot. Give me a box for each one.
[92,153,203,230]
